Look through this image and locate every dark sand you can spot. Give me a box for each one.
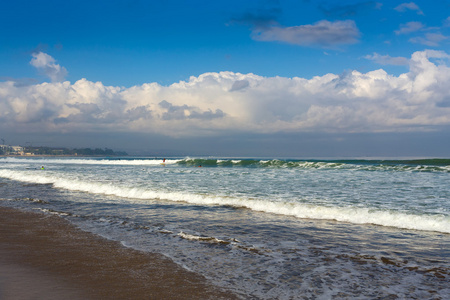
[0,207,238,299]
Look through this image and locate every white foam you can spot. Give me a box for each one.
[1,169,449,233]
[0,157,179,166]
[177,232,229,244]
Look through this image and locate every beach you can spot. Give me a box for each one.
[0,207,236,300]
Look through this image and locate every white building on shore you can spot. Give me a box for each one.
[0,145,24,155]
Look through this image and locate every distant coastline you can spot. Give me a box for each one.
[0,145,128,157]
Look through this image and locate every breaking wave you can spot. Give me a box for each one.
[0,157,179,166]
[1,169,448,233]
[177,157,450,172]
[2,157,449,172]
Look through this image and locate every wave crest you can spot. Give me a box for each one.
[1,169,448,233]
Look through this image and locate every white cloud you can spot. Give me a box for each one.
[251,20,360,48]
[409,33,449,46]
[395,19,450,46]
[364,53,409,66]
[395,21,424,35]
[30,52,68,82]
[2,50,450,136]
[394,2,424,15]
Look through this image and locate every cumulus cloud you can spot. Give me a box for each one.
[394,2,424,15]
[230,80,250,92]
[158,100,225,121]
[2,50,450,136]
[364,53,409,65]
[30,52,68,82]
[252,20,360,48]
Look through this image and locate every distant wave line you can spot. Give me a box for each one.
[1,157,450,171]
[0,157,179,166]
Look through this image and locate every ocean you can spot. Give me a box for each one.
[0,156,449,299]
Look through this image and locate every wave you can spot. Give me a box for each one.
[177,158,450,172]
[0,157,179,166]
[177,232,267,254]
[178,232,231,245]
[2,156,449,172]
[1,169,448,234]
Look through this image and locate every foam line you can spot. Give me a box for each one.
[1,169,448,233]
[0,157,179,166]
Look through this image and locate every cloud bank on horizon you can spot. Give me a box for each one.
[1,49,449,138]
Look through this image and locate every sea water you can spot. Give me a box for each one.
[0,157,449,299]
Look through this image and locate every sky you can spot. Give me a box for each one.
[1,0,450,157]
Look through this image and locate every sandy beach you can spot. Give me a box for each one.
[0,207,237,300]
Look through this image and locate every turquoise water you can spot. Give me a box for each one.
[0,157,449,299]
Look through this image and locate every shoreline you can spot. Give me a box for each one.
[0,155,127,158]
[0,207,237,299]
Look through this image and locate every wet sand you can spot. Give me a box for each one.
[0,207,238,299]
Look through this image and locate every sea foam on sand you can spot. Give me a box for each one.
[0,207,237,300]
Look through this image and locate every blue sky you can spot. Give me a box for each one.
[1,0,450,157]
